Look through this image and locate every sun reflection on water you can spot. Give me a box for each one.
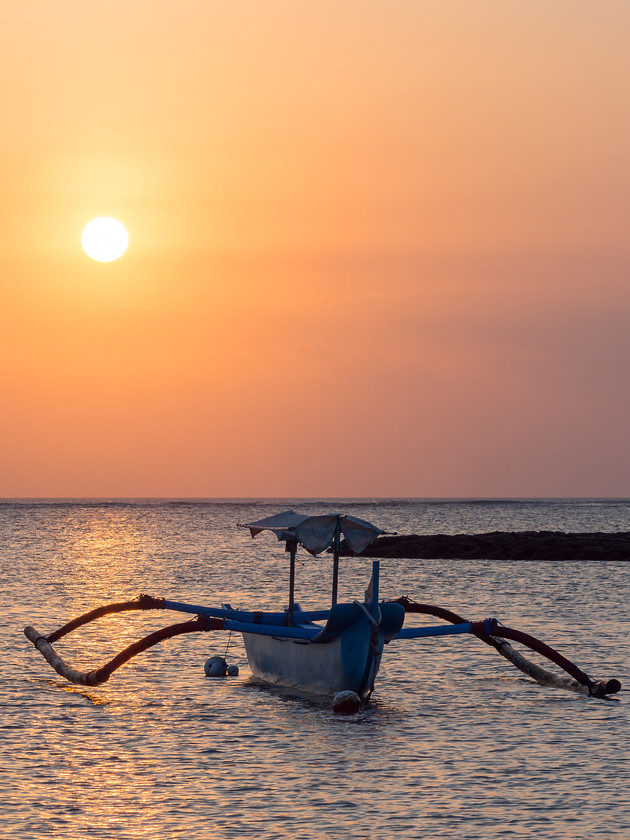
[4,501,629,839]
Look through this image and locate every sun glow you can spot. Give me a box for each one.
[82,217,129,262]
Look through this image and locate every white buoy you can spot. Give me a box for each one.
[204,656,228,677]
[227,664,239,676]
[332,690,362,714]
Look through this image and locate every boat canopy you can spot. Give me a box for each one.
[241,510,383,556]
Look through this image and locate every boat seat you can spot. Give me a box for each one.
[309,602,364,643]
[309,601,405,644]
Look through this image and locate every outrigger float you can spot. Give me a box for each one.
[24,511,621,713]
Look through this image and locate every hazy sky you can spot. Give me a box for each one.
[1,1,629,497]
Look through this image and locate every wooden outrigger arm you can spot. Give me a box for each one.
[24,617,223,687]
[24,595,225,687]
[394,597,621,699]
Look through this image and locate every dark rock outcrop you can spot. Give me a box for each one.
[340,532,630,561]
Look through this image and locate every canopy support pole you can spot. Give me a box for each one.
[331,520,341,606]
[287,539,297,626]
[370,561,380,618]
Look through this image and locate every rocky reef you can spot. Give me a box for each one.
[343,531,630,561]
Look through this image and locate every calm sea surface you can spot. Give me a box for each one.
[2,499,629,839]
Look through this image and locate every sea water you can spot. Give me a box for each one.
[1,499,629,839]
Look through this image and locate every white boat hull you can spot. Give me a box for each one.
[242,602,405,700]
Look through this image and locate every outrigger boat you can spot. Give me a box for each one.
[24,511,621,712]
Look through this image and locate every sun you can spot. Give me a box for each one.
[81,217,129,262]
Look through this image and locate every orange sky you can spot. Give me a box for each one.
[1,1,629,497]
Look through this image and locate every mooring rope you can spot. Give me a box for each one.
[223,629,233,658]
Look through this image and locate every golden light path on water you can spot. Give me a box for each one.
[3,500,629,839]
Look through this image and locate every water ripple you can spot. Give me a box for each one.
[2,500,629,839]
